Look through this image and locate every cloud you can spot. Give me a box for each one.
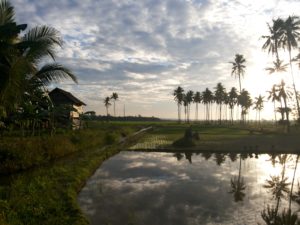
[11,0,300,118]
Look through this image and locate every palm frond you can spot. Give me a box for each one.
[34,63,77,85]
[20,26,62,61]
[0,0,15,25]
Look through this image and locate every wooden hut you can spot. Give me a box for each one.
[49,88,86,129]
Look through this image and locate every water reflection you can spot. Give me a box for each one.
[78,152,300,225]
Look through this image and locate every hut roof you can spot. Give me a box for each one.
[49,88,86,106]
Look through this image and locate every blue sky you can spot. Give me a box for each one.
[12,0,300,119]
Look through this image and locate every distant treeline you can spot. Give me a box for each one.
[82,114,161,122]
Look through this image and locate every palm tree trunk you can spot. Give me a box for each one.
[113,101,116,117]
[289,155,299,211]
[177,103,180,123]
[273,101,277,124]
[289,50,300,119]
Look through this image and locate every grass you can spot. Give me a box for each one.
[128,123,300,153]
[0,121,149,225]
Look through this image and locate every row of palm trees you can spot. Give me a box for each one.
[103,92,119,116]
[173,84,263,124]
[0,0,77,134]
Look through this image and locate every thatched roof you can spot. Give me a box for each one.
[49,88,86,106]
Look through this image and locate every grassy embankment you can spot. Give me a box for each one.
[129,123,300,153]
[0,121,154,225]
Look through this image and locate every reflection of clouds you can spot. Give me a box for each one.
[78,152,300,225]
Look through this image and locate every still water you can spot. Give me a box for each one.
[78,152,300,225]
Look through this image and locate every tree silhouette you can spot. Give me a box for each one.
[281,16,300,120]
[228,87,238,124]
[173,86,184,123]
[111,92,118,117]
[193,91,201,122]
[267,85,280,123]
[253,95,265,125]
[104,97,111,116]
[214,83,226,124]
[230,54,246,93]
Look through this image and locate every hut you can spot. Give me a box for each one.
[49,88,86,129]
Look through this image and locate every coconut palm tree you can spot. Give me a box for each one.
[228,87,238,124]
[277,80,292,132]
[111,92,118,117]
[0,0,77,117]
[104,97,111,116]
[267,85,280,123]
[193,91,201,122]
[262,18,285,63]
[186,90,194,123]
[214,83,226,124]
[230,54,246,93]
[281,16,300,120]
[238,89,252,123]
[173,86,184,123]
[253,95,265,125]
[265,59,288,75]
[202,88,213,123]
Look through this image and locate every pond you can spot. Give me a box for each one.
[78,151,300,225]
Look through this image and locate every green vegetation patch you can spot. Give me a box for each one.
[0,121,145,225]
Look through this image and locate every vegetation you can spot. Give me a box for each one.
[0,122,145,225]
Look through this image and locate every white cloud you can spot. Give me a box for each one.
[11,0,300,119]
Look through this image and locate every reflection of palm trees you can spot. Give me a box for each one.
[214,153,226,166]
[173,153,183,161]
[201,152,212,160]
[229,154,246,202]
[184,152,192,164]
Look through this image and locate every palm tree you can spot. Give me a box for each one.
[186,90,194,123]
[0,0,77,117]
[238,89,252,123]
[214,83,226,124]
[267,85,280,123]
[265,59,288,74]
[281,16,300,120]
[193,91,201,122]
[253,95,265,125]
[173,86,184,123]
[110,92,118,117]
[202,88,213,123]
[277,80,292,132]
[262,18,285,63]
[230,54,246,93]
[228,87,238,124]
[104,97,111,116]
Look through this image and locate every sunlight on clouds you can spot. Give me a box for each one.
[11,0,300,118]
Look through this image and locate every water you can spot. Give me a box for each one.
[78,152,300,225]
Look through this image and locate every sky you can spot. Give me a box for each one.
[11,0,300,120]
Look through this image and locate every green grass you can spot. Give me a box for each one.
[128,123,300,152]
[0,121,147,225]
